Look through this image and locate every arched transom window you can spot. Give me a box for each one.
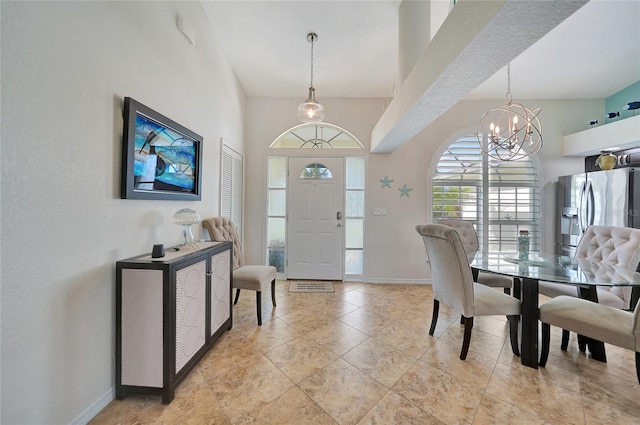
[270,123,364,149]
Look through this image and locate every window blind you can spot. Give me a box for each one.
[433,137,541,252]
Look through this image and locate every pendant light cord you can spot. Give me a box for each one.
[309,34,315,89]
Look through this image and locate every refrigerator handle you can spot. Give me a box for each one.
[578,181,586,233]
[587,181,595,227]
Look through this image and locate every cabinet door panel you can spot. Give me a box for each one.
[175,259,206,373]
[121,269,164,387]
[211,249,231,334]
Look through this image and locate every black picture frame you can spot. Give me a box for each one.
[121,97,203,201]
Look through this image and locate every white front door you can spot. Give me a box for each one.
[287,157,344,280]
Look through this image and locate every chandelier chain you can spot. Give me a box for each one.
[506,63,512,104]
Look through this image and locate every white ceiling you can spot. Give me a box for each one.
[201,0,400,98]
[201,0,639,101]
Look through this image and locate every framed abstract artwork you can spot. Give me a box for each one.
[121,97,203,200]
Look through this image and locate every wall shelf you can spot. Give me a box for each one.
[562,115,640,157]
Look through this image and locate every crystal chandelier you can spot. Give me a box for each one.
[477,63,543,161]
[297,33,325,123]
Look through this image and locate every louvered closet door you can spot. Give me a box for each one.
[220,143,243,238]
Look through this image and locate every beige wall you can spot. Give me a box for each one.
[1,2,245,423]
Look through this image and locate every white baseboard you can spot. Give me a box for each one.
[71,387,114,425]
[363,278,432,285]
[341,277,363,282]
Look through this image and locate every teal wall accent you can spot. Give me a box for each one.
[605,80,640,121]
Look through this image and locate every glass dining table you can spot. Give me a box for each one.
[470,251,640,369]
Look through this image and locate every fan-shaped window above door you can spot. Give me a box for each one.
[299,163,333,179]
[270,123,364,149]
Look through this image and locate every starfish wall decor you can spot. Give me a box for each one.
[379,175,393,188]
[399,184,413,197]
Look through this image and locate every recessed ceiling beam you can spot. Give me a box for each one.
[370,0,588,153]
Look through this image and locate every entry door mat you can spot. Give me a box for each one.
[288,281,335,293]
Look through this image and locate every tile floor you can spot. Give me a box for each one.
[90,281,640,425]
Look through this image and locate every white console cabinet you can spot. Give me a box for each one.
[116,241,232,403]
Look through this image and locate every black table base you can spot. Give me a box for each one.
[520,277,539,368]
[471,267,610,368]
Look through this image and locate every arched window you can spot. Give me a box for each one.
[432,136,541,252]
[270,123,364,149]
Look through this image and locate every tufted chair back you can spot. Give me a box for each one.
[438,219,513,293]
[576,225,640,267]
[576,225,640,306]
[202,217,243,269]
[416,224,475,318]
[438,220,479,260]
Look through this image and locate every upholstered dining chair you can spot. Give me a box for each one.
[416,224,521,360]
[539,293,640,384]
[203,217,277,326]
[539,225,640,350]
[439,219,513,295]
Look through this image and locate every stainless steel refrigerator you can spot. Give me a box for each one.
[557,168,640,256]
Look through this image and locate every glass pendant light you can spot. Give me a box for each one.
[297,33,325,123]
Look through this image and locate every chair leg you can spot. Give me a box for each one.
[507,315,520,356]
[460,316,473,360]
[271,279,276,307]
[577,334,587,352]
[234,288,241,305]
[561,329,570,351]
[636,352,640,385]
[256,291,262,326]
[540,322,551,367]
[429,300,439,336]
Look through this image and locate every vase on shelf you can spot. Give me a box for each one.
[595,151,617,170]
